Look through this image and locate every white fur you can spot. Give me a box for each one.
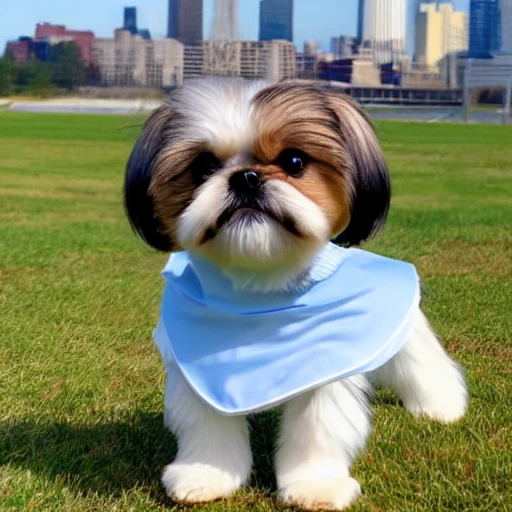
[156,80,468,509]
[174,79,332,289]
[369,309,468,423]
[177,171,230,248]
[276,376,371,510]
[160,306,467,509]
[161,361,252,502]
[178,173,331,291]
[170,79,267,155]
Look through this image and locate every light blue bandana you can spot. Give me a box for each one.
[153,244,420,415]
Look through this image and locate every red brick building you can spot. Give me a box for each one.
[5,37,32,62]
[35,23,95,65]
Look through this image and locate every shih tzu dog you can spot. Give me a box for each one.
[124,79,468,510]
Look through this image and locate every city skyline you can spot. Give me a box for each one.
[0,0,470,57]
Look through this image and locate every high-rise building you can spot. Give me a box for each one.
[124,7,137,35]
[357,0,365,42]
[407,0,431,57]
[93,29,183,87]
[362,0,407,64]
[331,36,357,59]
[259,0,293,42]
[168,0,203,46]
[415,2,468,67]
[211,0,239,41]
[122,7,151,40]
[501,0,512,52]
[469,0,501,57]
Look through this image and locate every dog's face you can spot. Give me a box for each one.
[125,80,390,279]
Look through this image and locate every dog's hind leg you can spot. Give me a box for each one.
[369,308,468,423]
[161,362,252,503]
[276,375,371,510]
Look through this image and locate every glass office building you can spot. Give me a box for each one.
[469,0,501,57]
[123,7,137,35]
[168,0,203,45]
[259,0,293,42]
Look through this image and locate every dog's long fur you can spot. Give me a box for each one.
[125,79,467,510]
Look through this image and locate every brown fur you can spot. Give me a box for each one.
[251,83,354,238]
[134,80,386,250]
[150,142,204,245]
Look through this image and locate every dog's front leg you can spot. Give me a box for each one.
[276,376,371,511]
[161,363,252,503]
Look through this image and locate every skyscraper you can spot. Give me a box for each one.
[501,0,512,52]
[407,0,429,57]
[357,0,365,42]
[259,0,293,42]
[415,3,468,68]
[124,7,137,35]
[362,0,406,64]
[469,0,501,57]
[168,0,203,45]
[211,0,239,41]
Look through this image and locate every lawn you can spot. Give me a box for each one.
[1,111,511,512]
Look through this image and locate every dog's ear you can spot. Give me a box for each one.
[327,93,391,247]
[124,104,173,251]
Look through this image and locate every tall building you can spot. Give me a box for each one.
[122,7,151,40]
[357,0,365,42]
[415,2,468,67]
[501,0,512,52]
[331,36,357,59]
[259,0,293,42]
[469,0,501,57]
[362,0,406,64]
[168,0,203,45]
[93,29,183,87]
[124,7,137,35]
[211,0,239,41]
[407,0,430,57]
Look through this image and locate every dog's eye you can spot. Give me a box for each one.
[190,152,221,184]
[277,149,308,177]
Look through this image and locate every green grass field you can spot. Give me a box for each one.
[1,111,511,512]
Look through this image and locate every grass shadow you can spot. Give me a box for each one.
[0,411,174,503]
[1,409,282,502]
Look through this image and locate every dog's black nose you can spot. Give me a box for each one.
[244,171,261,188]
[229,170,261,195]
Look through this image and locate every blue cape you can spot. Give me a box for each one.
[153,244,420,415]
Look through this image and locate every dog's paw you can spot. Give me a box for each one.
[161,462,243,503]
[279,476,361,511]
[407,397,467,423]
[404,375,468,424]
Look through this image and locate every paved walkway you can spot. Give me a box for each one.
[3,98,162,115]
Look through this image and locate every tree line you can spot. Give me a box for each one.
[0,42,96,97]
